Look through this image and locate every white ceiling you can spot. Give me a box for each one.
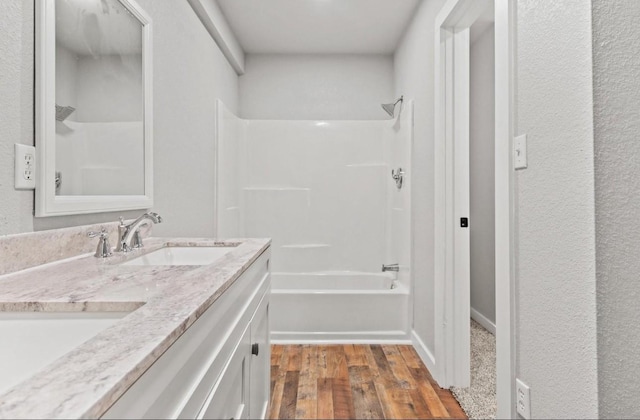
[216,0,422,55]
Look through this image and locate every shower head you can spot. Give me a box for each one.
[381,96,404,118]
[56,105,76,122]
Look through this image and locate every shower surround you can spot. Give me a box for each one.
[216,100,413,342]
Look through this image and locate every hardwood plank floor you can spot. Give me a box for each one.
[269,345,468,420]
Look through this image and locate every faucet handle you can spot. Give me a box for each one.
[88,228,113,258]
[88,228,109,239]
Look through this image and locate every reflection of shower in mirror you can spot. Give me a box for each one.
[55,171,62,193]
[55,105,75,122]
[381,96,404,118]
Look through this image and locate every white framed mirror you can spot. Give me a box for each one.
[35,0,153,217]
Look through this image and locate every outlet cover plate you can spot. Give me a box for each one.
[516,378,531,419]
[15,143,36,190]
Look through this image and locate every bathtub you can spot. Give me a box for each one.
[270,271,410,343]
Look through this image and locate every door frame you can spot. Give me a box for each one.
[433,0,516,417]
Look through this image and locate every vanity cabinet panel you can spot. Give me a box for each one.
[197,327,250,420]
[101,249,271,420]
[249,296,270,419]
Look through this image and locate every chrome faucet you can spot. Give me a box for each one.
[116,212,162,253]
[382,263,399,272]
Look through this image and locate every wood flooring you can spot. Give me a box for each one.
[269,344,467,419]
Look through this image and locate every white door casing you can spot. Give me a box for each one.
[433,0,516,417]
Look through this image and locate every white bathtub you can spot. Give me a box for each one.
[270,271,410,343]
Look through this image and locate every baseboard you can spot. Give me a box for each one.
[271,330,410,344]
[411,330,437,377]
[470,307,496,335]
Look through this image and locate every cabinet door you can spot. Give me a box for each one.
[197,327,250,420]
[250,296,270,419]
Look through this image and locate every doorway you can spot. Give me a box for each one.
[449,11,497,418]
[433,0,515,418]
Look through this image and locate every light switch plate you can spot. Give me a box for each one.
[514,134,528,170]
[15,143,36,190]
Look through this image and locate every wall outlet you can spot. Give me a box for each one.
[516,378,531,419]
[15,143,36,190]
[514,134,528,170]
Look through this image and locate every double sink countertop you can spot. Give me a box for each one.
[0,237,270,419]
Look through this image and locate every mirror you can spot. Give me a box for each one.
[36,0,153,217]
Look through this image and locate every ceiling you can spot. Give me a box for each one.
[216,0,422,55]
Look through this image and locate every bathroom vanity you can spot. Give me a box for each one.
[0,236,271,419]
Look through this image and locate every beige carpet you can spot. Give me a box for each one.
[451,319,497,419]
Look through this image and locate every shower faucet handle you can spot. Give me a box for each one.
[391,168,404,190]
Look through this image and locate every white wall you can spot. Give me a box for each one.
[396,2,599,416]
[516,1,598,417]
[239,54,394,120]
[0,0,239,236]
[135,0,238,237]
[469,25,495,327]
[592,1,640,418]
[394,0,446,355]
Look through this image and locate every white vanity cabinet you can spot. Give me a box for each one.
[198,292,270,420]
[102,250,271,420]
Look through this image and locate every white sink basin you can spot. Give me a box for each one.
[0,311,130,395]
[122,246,234,266]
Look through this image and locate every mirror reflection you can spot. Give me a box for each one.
[54,0,144,196]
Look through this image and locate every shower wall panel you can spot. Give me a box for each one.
[215,103,243,238]
[216,100,413,282]
[243,120,388,273]
[384,103,413,290]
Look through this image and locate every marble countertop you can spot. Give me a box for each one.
[0,237,270,419]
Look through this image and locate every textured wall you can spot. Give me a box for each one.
[239,54,393,120]
[592,1,640,418]
[134,0,238,237]
[0,0,34,235]
[516,1,599,417]
[394,0,447,354]
[0,0,238,237]
[469,25,495,326]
